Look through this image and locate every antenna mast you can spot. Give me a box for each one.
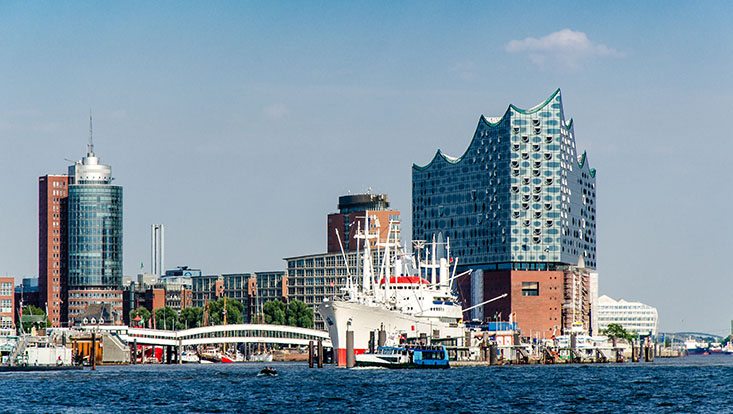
[88,110,94,155]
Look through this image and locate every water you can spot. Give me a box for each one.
[1,355,732,413]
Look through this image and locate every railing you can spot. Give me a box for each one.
[91,324,332,348]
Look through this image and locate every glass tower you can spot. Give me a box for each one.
[66,138,123,321]
[412,89,596,270]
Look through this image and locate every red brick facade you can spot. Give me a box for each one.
[38,175,69,327]
[0,277,15,329]
[457,269,590,338]
[327,210,400,253]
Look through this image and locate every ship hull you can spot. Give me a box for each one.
[318,299,464,366]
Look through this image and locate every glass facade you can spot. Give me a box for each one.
[412,90,596,269]
[67,185,123,289]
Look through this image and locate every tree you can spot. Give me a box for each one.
[207,298,244,325]
[154,306,179,330]
[286,300,314,328]
[262,299,314,328]
[603,323,635,341]
[180,307,204,329]
[263,300,287,325]
[130,307,152,327]
[21,305,49,333]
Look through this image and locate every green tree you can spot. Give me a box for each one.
[21,305,49,333]
[154,306,179,330]
[180,307,204,329]
[130,307,152,327]
[263,300,287,325]
[286,300,314,328]
[207,298,244,325]
[603,323,635,341]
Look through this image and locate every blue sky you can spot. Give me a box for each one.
[1,2,731,333]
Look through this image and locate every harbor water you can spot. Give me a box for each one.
[0,355,731,413]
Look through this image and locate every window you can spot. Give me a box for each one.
[522,282,539,296]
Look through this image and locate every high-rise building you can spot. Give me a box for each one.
[38,174,69,326]
[151,224,164,276]
[66,137,123,323]
[327,193,400,253]
[413,90,597,336]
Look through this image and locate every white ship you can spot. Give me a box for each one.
[318,218,472,366]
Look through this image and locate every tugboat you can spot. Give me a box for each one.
[355,344,450,369]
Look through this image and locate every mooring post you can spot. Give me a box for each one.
[308,340,314,368]
[317,340,323,368]
[489,342,498,365]
[378,328,386,348]
[133,339,137,364]
[346,330,355,368]
[91,332,97,370]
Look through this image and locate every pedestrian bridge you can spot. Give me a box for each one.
[90,324,332,348]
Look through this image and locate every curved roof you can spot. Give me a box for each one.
[414,89,581,172]
[578,151,597,178]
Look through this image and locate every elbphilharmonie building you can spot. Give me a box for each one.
[412,89,596,271]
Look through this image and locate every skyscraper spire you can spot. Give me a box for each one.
[88,109,94,156]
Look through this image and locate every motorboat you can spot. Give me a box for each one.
[355,344,449,369]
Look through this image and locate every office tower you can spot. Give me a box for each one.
[151,224,164,276]
[66,134,123,323]
[39,174,69,327]
[412,90,597,336]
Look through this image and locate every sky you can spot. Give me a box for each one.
[0,1,731,334]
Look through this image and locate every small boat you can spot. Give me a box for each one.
[258,366,278,376]
[180,351,200,364]
[355,345,450,369]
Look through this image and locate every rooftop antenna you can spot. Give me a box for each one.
[87,109,94,156]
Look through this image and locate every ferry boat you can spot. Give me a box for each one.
[355,345,450,369]
[318,217,474,366]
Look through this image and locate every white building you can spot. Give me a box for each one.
[596,295,658,336]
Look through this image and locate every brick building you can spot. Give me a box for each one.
[327,193,400,253]
[38,174,69,327]
[0,278,16,329]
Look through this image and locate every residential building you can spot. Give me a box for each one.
[66,137,123,323]
[0,278,15,329]
[596,295,659,336]
[122,273,193,325]
[38,174,69,327]
[191,271,287,323]
[413,90,598,336]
